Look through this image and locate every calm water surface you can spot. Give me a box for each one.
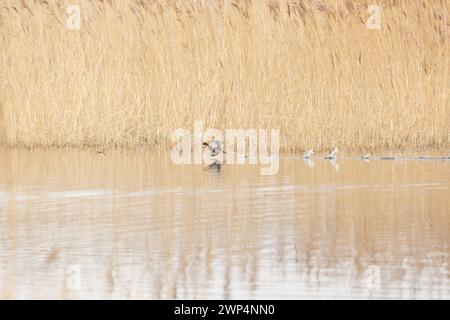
[0,149,449,299]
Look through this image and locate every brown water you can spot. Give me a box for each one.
[0,148,449,299]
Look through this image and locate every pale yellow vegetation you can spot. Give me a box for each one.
[0,0,449,153]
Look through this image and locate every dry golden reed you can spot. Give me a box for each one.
[0,0,449,153]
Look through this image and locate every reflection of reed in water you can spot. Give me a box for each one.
[0,150,449,299]
[0,147,18,299]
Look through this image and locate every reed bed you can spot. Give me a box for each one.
[0,0,449,153]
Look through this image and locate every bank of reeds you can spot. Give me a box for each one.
[0,0,449,153]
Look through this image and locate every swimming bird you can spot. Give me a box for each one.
[202,136,222,156]
[325,148,338,160]
[303,149,314,159]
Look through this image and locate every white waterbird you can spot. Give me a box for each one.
[325,148,338,160]
[303,149,314,159]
